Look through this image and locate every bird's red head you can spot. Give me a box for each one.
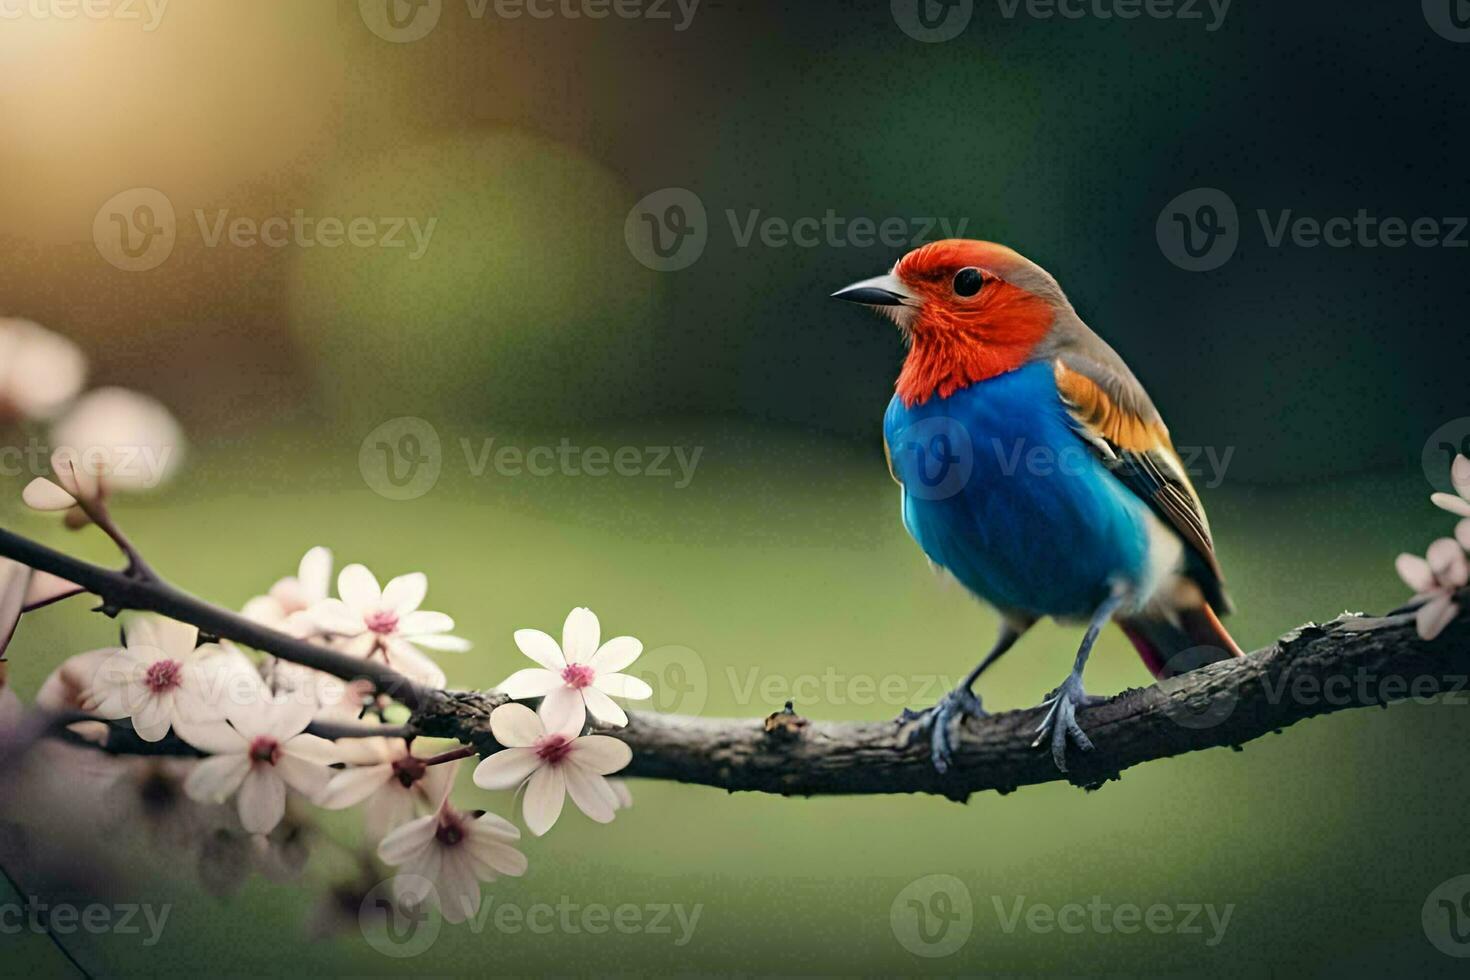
[833,240,1064,406]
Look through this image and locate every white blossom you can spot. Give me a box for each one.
[181,699,336,834]
[309,563,467,688]
[1396,537,1469,641]
[0,318,86,421]
[318,738,455,841]
[497,606,652,732]
[472,703,631,836]
[243,546,333,637]
[84,615,260,742]
[377,762,527,924]
[1431,455,1470,518]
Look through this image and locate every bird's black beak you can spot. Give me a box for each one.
[830,273,914,307]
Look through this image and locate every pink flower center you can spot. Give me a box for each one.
[365,610,399,635]
[248,736,281,766]
[534,733,574,765]
[560,663,596,689]
[144,659,183,694]
[435,813,465,847]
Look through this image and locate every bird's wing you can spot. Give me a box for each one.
[1051,354,1231,612]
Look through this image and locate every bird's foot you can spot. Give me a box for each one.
[898,688,986,774]
[1031,673,1105,772]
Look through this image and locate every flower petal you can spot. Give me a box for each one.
[398,610,453,636]
[237,768,287,834]
[495,668,562,699]
[283,732,338,766]
[264,697,317,742]
[382,572,427,615]
[1454,455,1470,497]
[131,693,174,742]
[276,752,334,799]
[307,598,364,636]
[318,764,393,810]
[1397,554,1436,593]
[588,636,643,674]
[469,838,528,879]
[184,753,250,804]
[381,639,447,688]
[562,607,600,664]
[1417,595,1460,641]
[23,570,82,610]
[564,764,618,824]
[1432,493,1470,518]
[1428,537,1469,588]
[337,564,382,613]
[489,703,544,747]
[580,686,627,727]
[437,853,482,924]
[538,686,588,733]
[608,778,633,810]
[175,719,247,755]
[407,633,472,653]
[22,477,76,511]
[569,734,633,775]
[364,784,418,842]
[467,808,520,841]
[395,848,441,907]
[522,765,566,836]
[1458,519,1470,553]
[144,616,199,659]
[595,672,653,701]
[473,747,541,790]
[514,628,566,670]
[298,546,333,603]
[378,813,437,865]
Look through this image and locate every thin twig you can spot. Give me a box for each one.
[0,527,437,712]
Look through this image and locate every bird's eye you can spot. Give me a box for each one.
[952,267,984,298]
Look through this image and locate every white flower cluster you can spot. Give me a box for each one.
[0,320,659,928]
[4,543,651,927]
[1397,455,1470,640]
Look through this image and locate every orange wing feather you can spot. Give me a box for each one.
[1053,360,1232,613]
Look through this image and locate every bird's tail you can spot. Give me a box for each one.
[1117,602,1244,680]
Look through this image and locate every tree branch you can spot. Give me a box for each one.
[414,605,1470,802]
[5,524,1467,802]
[0,527,435,711]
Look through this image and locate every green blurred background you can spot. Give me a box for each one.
[2,0,1469,975]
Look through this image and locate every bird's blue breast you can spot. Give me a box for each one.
[883,361,1160,619]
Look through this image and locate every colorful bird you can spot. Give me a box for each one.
[833,240,1243,772]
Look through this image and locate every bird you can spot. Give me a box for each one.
[832,239,1243,773]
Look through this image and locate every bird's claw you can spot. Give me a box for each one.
[1031,673,1101,772]
[898,688,986,774]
